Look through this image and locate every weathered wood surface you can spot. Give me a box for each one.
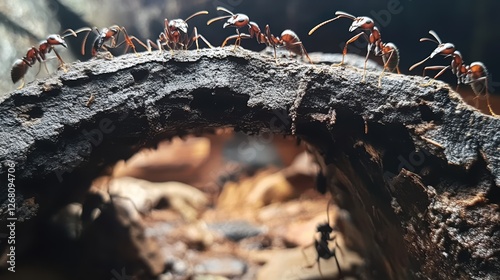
[0,48,499,279]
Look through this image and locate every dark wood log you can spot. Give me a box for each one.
[0,48,499,279]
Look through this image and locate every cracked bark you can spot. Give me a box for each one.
[0,48,499,279]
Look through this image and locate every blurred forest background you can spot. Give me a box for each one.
[1,0,499,96]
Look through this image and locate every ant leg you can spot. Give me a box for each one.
[288,41,313,64]
[486,94,498,117]
[51,49,68,72]
[221,34,240,47]
[116,35,148,55]
[300,44,313,64]
[430,66,450,80]
[481,78,498,117]
[378,50,395,88]
[16,78,25,90]
[40,61,51,77]
[300,242,317,268]
[234,29,241,51]
[361,44,373,83]
[146,39,160,53]
[129,36,149,53]
[194,27,200,51]
[272,45,279,64]
[191,27,214,50]
[116,27,148,56]
[469,85,481,109]
[333,32,365,67]
[419,65,448,86]
[318,258,324,279]
[196,34,214,49]
[332,238,344,279]
[222,33,251,48]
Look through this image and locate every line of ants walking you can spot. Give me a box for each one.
[11,7,498,118]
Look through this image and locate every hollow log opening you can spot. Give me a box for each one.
[0,48,499,279]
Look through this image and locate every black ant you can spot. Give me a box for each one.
[80,25,148,57]
[11,28,88,88]
[409,30,497,117]
[146,11,213,53]
[309,11,400,86]
[302,201,343,279]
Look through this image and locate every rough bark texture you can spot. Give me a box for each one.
[0,48,499,279]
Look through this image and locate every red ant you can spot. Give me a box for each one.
[208,7,312,63]
[309,11,400,85]
[11,28,88,88]
[146,11,213,53]
[409,30,464,83]
[302,201,343,279]
[409,30,497,117]
[207,7,267,49]
[80,25,148,57]
[265,26,313,64]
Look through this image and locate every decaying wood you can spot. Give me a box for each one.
[0,48,499,279]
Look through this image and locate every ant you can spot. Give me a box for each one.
[409,30,464,84]
[11,28,88,89]
[208,7,312,64]
[265,26,313,64]
[302,201,343,279]
[309,11,400,85]
[80,25,148,58]
[207,7,267,49]
[146,11,213,53]
[409,30,497,117]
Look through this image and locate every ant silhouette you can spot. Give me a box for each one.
[302,200,344,279]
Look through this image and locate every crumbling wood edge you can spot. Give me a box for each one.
[0,47,499,279]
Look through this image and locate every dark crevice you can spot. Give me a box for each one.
[130,68,149,83]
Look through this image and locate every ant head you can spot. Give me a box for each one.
[169,19,189,34]
[430,42,455,58]
[223,14,249,28]
[46,34,67,48]
[317,223,333,235]
[349,16,375,32]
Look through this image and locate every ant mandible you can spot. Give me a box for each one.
[409,30,497,117]
[302,201,343,279]
[11,28,88,88]
[309,11,400,85]
[146,11,213,53]
[80,25,148,58]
